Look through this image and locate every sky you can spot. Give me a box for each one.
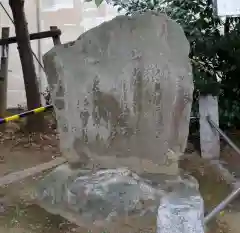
[215,0,240,17]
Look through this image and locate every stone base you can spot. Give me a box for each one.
[68,149,180,176]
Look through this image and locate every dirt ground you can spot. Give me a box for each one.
[0,117,238,233]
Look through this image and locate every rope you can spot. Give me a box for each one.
[0,105,53,124]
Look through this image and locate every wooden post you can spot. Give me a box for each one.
[0,29,62,45]
[9,0,44,131]
[0,27,10,117]
[199,95,220,159]
[50,26,61,46]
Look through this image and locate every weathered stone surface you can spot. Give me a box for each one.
[36,165,164,227]
[35,165,202,229]
[43,11,193,175]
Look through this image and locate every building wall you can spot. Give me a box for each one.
[0,0,119,107]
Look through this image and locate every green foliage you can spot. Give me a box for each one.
[85,0,104,6]
[95,0,104,7]
[113,0,163,14]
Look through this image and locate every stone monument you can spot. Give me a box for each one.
[43,11,193,175]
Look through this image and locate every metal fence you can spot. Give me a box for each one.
[204,116,240,224]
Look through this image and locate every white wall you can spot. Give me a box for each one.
[0,0,119,107]
[215,0,240,17]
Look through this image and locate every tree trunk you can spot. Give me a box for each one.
[224,17,230,35]
[9,0,44,131]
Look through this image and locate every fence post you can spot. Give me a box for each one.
[199,95,220,159]
[0,27,10,117]
[50,26,61,46]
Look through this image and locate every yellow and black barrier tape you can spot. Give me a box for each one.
[0,105,53,124]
